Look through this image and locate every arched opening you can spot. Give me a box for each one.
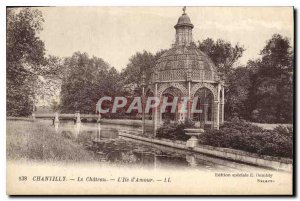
[193,87,213,128]
[161,87,183,122]
[162,93,176,121]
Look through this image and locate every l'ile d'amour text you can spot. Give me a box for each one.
[27,176,171,183]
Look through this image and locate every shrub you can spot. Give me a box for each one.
[199,118,293,158]
[156,119,195,141]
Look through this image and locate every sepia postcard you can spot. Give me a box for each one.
[6,6,294,195]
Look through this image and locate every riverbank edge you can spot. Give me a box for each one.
[118,130,292,172]
[100,118,292,130]
[6,117,34,122]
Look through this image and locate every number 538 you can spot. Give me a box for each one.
[19,176,27,181]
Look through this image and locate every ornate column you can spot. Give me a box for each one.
[217,73,225,125]
[221,86,225,124]
[218,85,222,124]
[213,100,220,130]
[187,67,192,119]
[153,68,160,135]
[220,86,225,124]
[159,95,163,124]
[213,83,221,130]
[153,83,159,135]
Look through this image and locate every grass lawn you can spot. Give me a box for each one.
[7,120,98,162]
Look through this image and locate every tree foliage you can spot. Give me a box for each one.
[198,38,245,78]
[60,52,120,114]
[225,66,251,119]
[198,35,293,123]
[7,8,46,116]
[120,50,166,95]
[248,34,293,123]
[34,56,63,109]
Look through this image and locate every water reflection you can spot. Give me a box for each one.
[54,122,268,171]
[95,123,101,142]
[74,123,81,138]
[186,155,198,167]
[54,122,59,133]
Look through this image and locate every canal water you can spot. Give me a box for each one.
[53,121,272,171]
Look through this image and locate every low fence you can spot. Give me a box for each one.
[34,113,99,119]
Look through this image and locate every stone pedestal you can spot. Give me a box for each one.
[184,128,204,148]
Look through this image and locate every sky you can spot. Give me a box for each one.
[38,7,294,71]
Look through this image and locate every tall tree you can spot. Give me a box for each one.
[225,66,251,119]
[121,51,155,87]
[198,38,245,80]
[34,56,63,110]
[250,34,293,123]
[60,52,119,114]
[120,50,166,95]
[7,8,46,116]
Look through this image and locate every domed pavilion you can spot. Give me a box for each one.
[146,7,225,131]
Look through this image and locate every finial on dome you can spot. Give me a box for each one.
[182,6,186,14]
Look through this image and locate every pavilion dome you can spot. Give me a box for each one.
[174,13,194,29]
[150,45,218,83]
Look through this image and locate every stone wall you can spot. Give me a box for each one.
[119,131,292,172]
